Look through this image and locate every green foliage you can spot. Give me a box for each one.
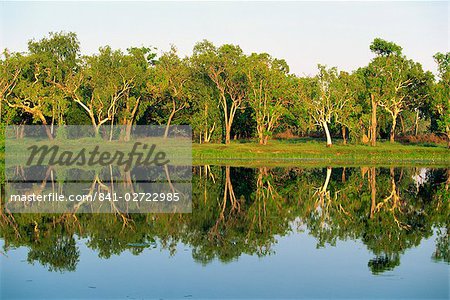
[0,34,446,146]
[370,38,403,57]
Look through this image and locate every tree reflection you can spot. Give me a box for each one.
[0,166,448,273]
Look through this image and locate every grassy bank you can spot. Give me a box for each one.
[192,140,450,167]
[0,140,448,168]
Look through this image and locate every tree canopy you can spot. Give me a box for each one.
[1,32,448,147]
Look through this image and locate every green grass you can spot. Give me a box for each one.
[0,139,448,168]
[192,140,450,167]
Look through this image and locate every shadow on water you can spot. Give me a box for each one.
[1,166,448,275]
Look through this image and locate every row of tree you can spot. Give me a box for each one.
[1,32,448,146]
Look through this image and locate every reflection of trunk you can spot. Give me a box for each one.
[369,167,376,218]
[201,165,215,204]
[322,167,332,193]
[254,167,278,230]
[315,167,332,208]
[370,94,377,147]
[322,121,332,147]
[256,167,277,200]
[373,168,408,229]
[222,166,239,214]
[341,167,346,183]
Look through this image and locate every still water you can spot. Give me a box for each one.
[1,166,449,299]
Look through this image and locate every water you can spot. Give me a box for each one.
[1,166,449,299]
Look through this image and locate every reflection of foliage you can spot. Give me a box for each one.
[433,228,449,263]
[0,214,80,272]
[368,254,400,274]
[28,234,79,272]
[0,166,448,273]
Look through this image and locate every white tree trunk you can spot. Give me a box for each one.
[323,121,332,147]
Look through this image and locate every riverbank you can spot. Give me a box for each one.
[0,140,448,168]
[192,140,450,167]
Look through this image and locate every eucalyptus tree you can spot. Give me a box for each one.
[362,38,405,146]
[1,32,80,138]
[81,46,154,138]
[377,57,432,143]
[3,51,58,139]
[151,46,191,138]
[335,71,363,144]
[245,53,293,144]
[117,47,155,140]
[432,52,450,148]
[188,69,221,143]
[0,50,22,124]
[300,65,349,147]
[28,31,80,128]
[192,40,247,144]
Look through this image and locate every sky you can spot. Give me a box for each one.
[0,1,448,76]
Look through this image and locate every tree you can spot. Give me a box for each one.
[2,32,80,139]
[245,53,293,144]
[335,71,363,144]
[0,50,22,123]
[82,46,153,138]
[377,56,414,143]
[369,38,403,57]
[300,65,350,147]
[118,47,155,140]
[151,46,191,138]
[192,41,247,144]
[3,51,58,139]
[362,38,404,146]
[432,52,450,148]
[188,63,221,143]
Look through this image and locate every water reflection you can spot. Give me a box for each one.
[1,166,449,275]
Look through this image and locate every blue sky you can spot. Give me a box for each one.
[0,1,448,76]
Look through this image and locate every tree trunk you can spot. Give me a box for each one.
[124,122,132,141]
[257,124,264,145]
[370,94,377,147]
[40,125,53,140]
[37,114,53,140]
[164,106,176,139]
[414,110,419,136]
[323,121,332,147]
[342,126,347,145]
[447,127,450,149]
[390,113,397,143]
[225,123,231,144]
